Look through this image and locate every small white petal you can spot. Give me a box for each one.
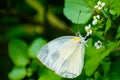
[85,26,88,31]
[94,5,98,8]
[86,32,90,36]
[89,30,92,34]
[88,24,91,28]
[97,40,101,43]
[96,15,100,19]
[92,21,95,25]
[98,7,102,10]
[96,46,100,49]
[94,42,97,46]
[92,19,98,25]
[93,16,96,19]
[98,1,102,5]
[85,24,91,31]
[102,2,105,7]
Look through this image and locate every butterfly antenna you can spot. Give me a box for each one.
[76,10,81,36]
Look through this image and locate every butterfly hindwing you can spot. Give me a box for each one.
[60,43,85,78]
[52,38,85,78]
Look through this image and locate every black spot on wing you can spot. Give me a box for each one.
[51,53,60,61]
[61,71,77,78]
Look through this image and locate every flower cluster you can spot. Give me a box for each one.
[92,1,105,25]
[84,1,105,49]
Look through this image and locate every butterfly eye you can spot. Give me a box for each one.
[79,41,81,44]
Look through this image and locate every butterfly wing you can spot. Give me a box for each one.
[37,36,85,78]
[57,42,85,78]
[37,36,75,67]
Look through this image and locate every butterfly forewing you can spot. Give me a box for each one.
[37,36,85,78]
[37,36,75,67]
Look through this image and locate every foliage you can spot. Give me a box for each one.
[9,39,29,67]
[0,0,120,80]
[64,0,92,24]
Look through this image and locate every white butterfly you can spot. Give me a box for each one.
[37,34,86,78]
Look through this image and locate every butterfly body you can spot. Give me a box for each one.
[37,36,85,78]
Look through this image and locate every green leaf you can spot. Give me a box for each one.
[104,18,111,35]
[102,61,111,76]
[86,38,92,47]
[94,72,103,80]
[63,0,92,24]
[108,61,120,80]
[28,37,47,58]
[38,68,61,80]
[26,60,38,77]
[83,0,96,8]
[8,67,26,80]
[109,0,120,15]
[8,39,29,67]
[84,41,116,76]
[109,9,117,15]
[104,0,120,15]
[116,26,120,39]
[93,31,104,41]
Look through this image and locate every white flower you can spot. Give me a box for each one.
[85,24,92,36]
[94,40,102,49]
[96,15,100,19]
[94,1,105,10]
[92,18,98,25]
[92,15,100,25]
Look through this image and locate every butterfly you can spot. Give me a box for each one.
[37,33,86,78]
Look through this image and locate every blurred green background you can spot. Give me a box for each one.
[0,0,74,80]
[0,0,120,80]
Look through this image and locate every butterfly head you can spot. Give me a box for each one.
[75,32,85,43]
[72,37,85,45]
